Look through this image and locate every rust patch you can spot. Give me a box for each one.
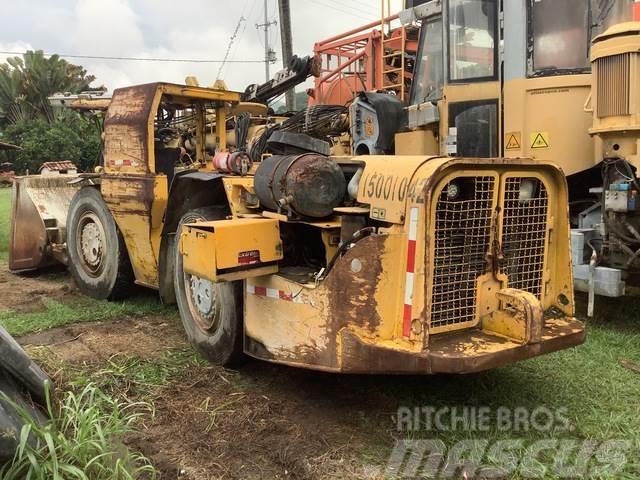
[101,175,155,213]
[273,234,386,370]
[326,235,385,334]
[246,235,386,370]
[339,316,585,374]
[104,83,158,175]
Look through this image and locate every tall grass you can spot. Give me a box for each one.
[0,383,156,479]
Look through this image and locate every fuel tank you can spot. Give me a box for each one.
[254,153,346,218]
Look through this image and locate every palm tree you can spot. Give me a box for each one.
[0,50,96,126]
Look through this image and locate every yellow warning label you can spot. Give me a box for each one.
[505,132,521,150]
[530,131,550,149]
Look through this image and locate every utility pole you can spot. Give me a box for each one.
[278,0,295,110]
[256,0,277,82]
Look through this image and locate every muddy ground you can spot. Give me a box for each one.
[6,263,638,480]
[0,266,77,313]
[4,265,391,479]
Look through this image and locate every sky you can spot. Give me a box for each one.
[0,0,403,93]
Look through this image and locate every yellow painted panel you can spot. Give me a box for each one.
[180,218,282,281]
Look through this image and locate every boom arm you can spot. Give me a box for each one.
[241,55,320,106]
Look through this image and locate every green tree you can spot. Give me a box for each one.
[0,50,100,173]
[2,112,101,174]
[0,50,96,126]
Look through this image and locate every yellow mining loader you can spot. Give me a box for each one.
[320,0,640,303]
[8,81,584,373]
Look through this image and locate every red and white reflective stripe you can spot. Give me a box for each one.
[403,207,419,337]
[246,283,303,303]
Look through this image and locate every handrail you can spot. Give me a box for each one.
[315,14,399,47]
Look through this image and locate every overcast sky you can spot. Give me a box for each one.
[0,0,402,93]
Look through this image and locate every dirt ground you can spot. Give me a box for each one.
[0,265,78,312]
[6,263,639,479]
[21,317,389,479]
[20,315,188,364]
[3,266,388,479]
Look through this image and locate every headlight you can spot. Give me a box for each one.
[446,182,461,200]
[519,179,537,202]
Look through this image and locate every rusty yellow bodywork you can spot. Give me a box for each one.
[180,218,282,282]
[10,81,585,374]
[177,155,584,373]
[97,83,240,288]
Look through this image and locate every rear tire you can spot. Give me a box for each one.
[66,188,133,300]
[174,208,244,366]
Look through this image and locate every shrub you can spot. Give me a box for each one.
[1,113,101,174]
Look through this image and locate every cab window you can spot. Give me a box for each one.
[411,17,444,104]
[529,0,590,75]
[448,0,498,82]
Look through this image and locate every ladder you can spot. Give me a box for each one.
[381,0,406,102]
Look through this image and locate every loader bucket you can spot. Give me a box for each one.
[9,174,80,272]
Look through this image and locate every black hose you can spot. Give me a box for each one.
[235,113,251,152]
[319,227,376,280]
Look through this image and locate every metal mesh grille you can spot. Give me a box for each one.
[597,53,630,118]
[431,176,495,329]
[501,178,549,300]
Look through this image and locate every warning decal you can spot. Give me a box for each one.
[530,132,550,149]
[505,132,521,150]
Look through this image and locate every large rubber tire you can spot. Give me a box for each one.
[0,369,45,463]
[66,188,133,300]
[0,326,50,405]
[174,208,244,366]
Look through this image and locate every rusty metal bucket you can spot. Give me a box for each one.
[9,174,81,272]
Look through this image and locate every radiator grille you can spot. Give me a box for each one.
[597,53,630,118]
[501,178,549,300]
[431,176,495,330]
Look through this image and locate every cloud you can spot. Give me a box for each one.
[0,0,404,93]
[0,41,35,65]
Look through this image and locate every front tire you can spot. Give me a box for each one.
[174,208,244,366]
[66,188,133,300]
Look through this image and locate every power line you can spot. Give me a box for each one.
[307,0,378,21]
[310,0,378,19]
[348,0,381,13]
[335,0,380,17]
[0,50,264,64]
[228,0,253,64]
[217,15,247,79]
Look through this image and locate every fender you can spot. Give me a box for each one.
[158,170,230,304]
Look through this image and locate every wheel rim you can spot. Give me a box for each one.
[184,272,220,333]
[76,212,106,276]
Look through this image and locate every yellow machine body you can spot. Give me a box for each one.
[180,218,282,282]
[100,83,240,289]
[9,80,585,374]
[590,22,640,168]
[238,156,583,373]
[9,83,240,287]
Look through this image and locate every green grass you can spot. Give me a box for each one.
[0,188,10,261]
[0,296,175,337]
[358,295,640,478]
[0,383,156,479]
[74,348,208,399]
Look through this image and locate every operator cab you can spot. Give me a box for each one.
[403,0,628,160]
[403,0,500,157]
